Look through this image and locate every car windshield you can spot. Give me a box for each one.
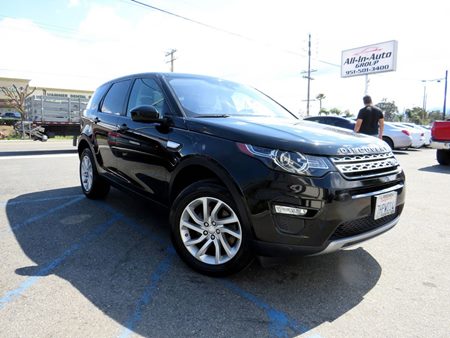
[165,75,296,120]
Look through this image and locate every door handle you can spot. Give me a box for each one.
[117,123,129,132]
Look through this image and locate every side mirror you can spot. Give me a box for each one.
[130,105,161,123]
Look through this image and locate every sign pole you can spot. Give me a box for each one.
[443,70,448,119]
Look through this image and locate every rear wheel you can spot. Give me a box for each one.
[79,148,110,199]
[170,180,253,276]
[436,149,450,165]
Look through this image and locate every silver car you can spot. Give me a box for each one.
[402,123,431,146]
[391,122,425,148]
[303,116,412,150]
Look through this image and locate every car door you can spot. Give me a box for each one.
[114,77,180,202]
[94,79,132,176]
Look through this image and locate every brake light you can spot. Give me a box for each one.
[402,130,410,136]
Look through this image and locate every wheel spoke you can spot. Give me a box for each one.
[185,235,207,246]
[213,239,221,264]
[210,200,223,220]
[219,214,239,225]
[221,228,241,240]
[181,221,204,234]
[202,197,210,221]
[219,234,233,258]
[186,205,204,226]
[196,238,213,258]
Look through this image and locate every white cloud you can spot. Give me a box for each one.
[68,0,80,8]
[1,0,449,114]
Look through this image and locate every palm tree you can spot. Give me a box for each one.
[316,93,326,111]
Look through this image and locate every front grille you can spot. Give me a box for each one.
[330,152,401,179]
[330,206,402,240]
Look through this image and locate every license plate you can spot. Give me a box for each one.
[374,191,397,220]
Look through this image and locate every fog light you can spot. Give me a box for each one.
[274,205,307,216]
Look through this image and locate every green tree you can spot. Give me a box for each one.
[319,108,329,116]
[405,107,426,124]
[343,110,354,118]
[375,98,398,121]
[316,93,326,111]
[329,108,342,116]
[428,110,443,123]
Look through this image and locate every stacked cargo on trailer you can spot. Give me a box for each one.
[25,93,90,140]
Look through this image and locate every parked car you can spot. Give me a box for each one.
[402,123,431,146]
[390,122,425,148]
[78,73,405,276]
[0,111,21,118]
[430,120,450,165]
[303,116,412,150]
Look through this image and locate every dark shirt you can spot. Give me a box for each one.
[357,106,384,135]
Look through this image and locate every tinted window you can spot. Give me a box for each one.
[334,119,352,129]
[127,78,169,116]
[100,80,131,115]
[86,83,110,111]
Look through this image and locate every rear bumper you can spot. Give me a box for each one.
[430,140,450,150]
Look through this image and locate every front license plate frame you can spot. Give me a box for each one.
[374,191,397,220]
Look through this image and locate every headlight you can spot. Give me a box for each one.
[237,143,330,177]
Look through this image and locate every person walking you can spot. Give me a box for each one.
[354,95,384,139]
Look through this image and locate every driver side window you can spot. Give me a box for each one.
[127,78,169,116]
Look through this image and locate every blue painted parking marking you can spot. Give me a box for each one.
[0,194,84,207]
[220,280,316,338]
[0,214,122,311]
[119,249,175,338]
[2,196,85,234]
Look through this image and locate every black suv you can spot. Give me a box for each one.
[78,73,405,276]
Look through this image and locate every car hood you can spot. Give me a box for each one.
[185,116,390,156]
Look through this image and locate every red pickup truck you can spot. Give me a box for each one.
[431,121,450,165]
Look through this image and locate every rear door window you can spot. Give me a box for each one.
[100,80,132,115]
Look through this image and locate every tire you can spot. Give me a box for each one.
[382,136,394,150]
[436,149,450,165]
[79,148,110,199]
[170,180,253,276]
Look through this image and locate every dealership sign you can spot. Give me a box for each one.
[341,40,398,78]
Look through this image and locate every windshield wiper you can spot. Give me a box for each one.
[194,114,230,118]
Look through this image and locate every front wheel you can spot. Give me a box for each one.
[170,181,253,276]
[79,148,110,199]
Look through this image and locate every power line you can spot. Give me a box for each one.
[127,1,341,67]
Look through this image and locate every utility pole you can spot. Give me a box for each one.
[165,49,177,72]
[301,34,316,116]
[443,70,448,119]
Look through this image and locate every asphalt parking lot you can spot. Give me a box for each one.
[1,141,449,338]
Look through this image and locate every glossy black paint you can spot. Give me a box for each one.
[78,72,405,256]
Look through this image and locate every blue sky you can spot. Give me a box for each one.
[1,0,449,115]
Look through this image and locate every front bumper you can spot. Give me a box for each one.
[243,169,405,257]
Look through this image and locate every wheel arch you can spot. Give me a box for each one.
[169,157,254,237]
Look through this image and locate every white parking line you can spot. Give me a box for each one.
[0,153,77,160]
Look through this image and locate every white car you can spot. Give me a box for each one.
[391,122,425,148]
[402,123,431,146]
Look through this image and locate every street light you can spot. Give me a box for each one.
[421,73,447,119]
